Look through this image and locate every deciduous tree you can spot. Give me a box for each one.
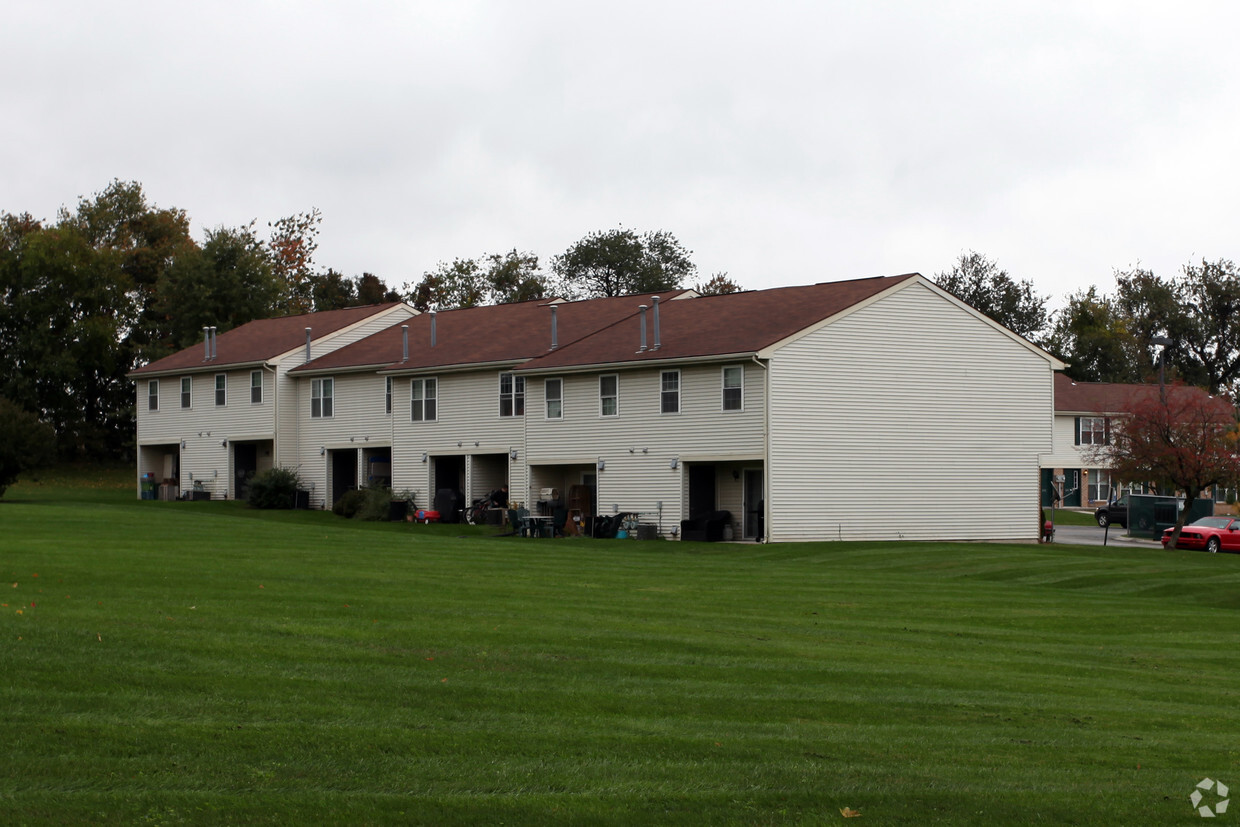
[156,224,282,349]
[1045,287,1148,383]
[0,398,55,498]
[1093,383,1239,548]
[934,251,1049,340]
[268,208,322,314]
[551,228,696,299]
[1114,259,1240,397]
[695,272,743,296]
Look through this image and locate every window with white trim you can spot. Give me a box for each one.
[180,376,192,409]
[250,370,263,404]
[385,377,392,415]
[1087,469,1112,502]
[660,370,680,414]
[147,379,158,411]
[499,372,525,417]
[545,378,563,420]
[1076,416,1109,446]
[599,374,618,417]
[311,378,333,418]
[214,374,226,406]
[722,365,743,411]
[411,377,437,422]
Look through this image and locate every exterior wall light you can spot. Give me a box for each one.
[669,457,679,469]
[597,458,605,471]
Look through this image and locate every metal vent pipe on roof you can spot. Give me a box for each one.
[638,305,648,353]
[651,296,661,351]
[401,324,409,362]
[429,310,437,347]
[210,327,217,360]
[203,327,210,360]
[550,305,558,350]
[305,327,312,362]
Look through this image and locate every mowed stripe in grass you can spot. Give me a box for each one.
[2,484,1239,824]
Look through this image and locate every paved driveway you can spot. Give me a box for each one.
[1047,523,1160,547]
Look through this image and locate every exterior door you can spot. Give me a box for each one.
[330,449,357,508]
[1040,468,1056,507]
[234,443,258,501]
[743,469,763,540]
[1062,469,1082,507]
[688,465,716,518]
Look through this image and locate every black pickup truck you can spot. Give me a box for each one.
[1095,494,1157,530]
[1094,495,1130,528]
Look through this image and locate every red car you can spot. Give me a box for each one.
[1161,516,1240,553]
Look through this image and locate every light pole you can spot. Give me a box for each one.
[1151,336,1172,403]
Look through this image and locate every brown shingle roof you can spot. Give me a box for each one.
[1054,372,1233,416]
[516,275,918,371]
[291,291,695,374]
[129,303,405,376]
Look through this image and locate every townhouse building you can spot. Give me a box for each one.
[129,302,416,500]
[132,273,1065,541]
[1042,373,1237,509]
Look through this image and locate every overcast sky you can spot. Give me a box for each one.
[5,1,1238,308]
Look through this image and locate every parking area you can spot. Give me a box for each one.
[1048,523,1159,547]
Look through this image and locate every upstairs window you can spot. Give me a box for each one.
[660,370,680,414]
[385,377,392,415]
[545,378,563,420]
[214,374,226,407]
[411,378,437,422]
[1076,416,1109,446]
[599,374,618,417]
[250,371,263,404]
[311,378,333,418]
[180,376,192,409]
[500,372,525,417]
[722,365,743,411]
[147,379,159,411]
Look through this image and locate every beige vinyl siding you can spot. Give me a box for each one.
[1042,413,1106,470]
[295,372,395,508]
[767,282,1052,542]
[390,370,528,512]
[136,369,276,499]
[523,362,765,532]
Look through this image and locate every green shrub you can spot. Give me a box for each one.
[333,485,394,521]
[332,488,368,518]
[247,467,304,509]
[0,398,56,499]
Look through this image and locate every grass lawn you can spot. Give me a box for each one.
[3,469,1239,824]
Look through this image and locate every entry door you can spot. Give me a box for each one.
[234,443,258,501]
[1062,469,1082,507]
[743,469,763,539]
[688,465,716,517]
[330,450,358,508]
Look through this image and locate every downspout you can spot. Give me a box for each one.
[264,363,278,466]
[752,355,770,542]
